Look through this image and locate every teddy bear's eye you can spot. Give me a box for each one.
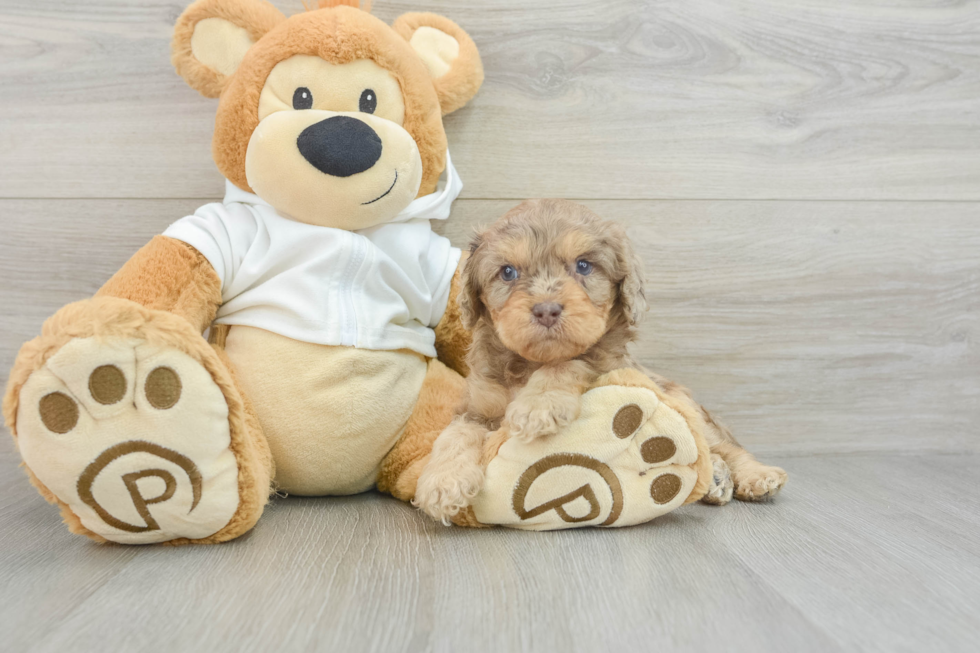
[292,87,313,110]
[359,89,377,114]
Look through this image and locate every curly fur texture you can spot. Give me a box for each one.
[417,200,662,523]
[417,199,786,523]
[462,199,646,396]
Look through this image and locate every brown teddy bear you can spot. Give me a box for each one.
[3,0,714,544]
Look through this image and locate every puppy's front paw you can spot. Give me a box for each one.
[503,391,581,442]
[413,459,485,526]
[733,463,787,502]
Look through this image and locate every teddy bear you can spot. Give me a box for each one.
[3,0,713,544]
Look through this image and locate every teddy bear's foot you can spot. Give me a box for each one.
[470,370,710,530]
[15,337,242,544]
[6,299,271,544]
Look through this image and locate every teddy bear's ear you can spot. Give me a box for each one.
[171,0,285,98]
[392,13,484,115]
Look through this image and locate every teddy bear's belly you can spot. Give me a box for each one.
[223,326,428,496]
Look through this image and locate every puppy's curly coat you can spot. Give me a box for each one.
[415,199,786,524]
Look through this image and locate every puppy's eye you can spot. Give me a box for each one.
[576,260,594,275]
[500,265,519,282]
[292,87,313,110]
[359,89,377,114]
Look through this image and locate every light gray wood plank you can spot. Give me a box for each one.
[2,452,978,653]
[710,454,980,652]
[1,1,979,200]
[2,198,978,456]
[0,455,142,651]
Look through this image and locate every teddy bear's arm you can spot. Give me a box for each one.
[433,255,472,377]
[94,235,222,334]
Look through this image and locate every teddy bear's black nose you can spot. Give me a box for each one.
[296,116,382,177]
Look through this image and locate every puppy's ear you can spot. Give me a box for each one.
[614,229,648,325]
[392,13,484,115]
[459,233,487,329]
[172,0,285,98]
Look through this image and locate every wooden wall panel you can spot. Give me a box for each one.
[1,1,978,199]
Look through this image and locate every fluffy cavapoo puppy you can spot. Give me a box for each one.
[414,199,787,524]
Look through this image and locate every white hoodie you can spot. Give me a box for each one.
[163,151,463,358]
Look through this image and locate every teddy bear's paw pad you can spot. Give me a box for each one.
[16,337,240,544]
[471,385,702,530]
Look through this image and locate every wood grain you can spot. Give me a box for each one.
[2,198,977,456]
[1,451,977,653]
[1,1,979,200]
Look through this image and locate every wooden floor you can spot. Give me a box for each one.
[3,451,979,652]
[1,1,978,651]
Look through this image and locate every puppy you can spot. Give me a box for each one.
[414,199,787,524]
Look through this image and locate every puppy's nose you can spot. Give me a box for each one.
[297,116,382,177]
[532,302,563,328]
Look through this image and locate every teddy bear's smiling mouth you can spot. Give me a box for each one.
[361,171,398,205]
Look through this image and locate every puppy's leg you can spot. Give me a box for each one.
[701,453,734,506]
[503,360,594,442]
[648,372,787,502]
[699,408,787,501]
[413,417,487,525]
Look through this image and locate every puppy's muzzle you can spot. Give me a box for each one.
[297,116,382,177]
[532,302,563,328]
